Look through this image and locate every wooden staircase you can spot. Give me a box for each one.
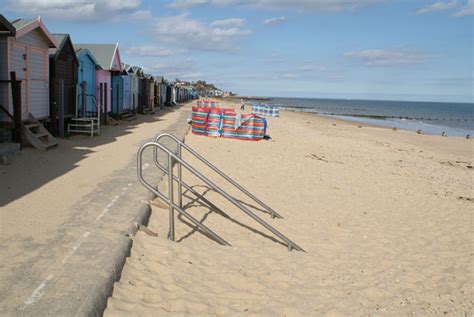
[121,110,137,122]
[22,113,58,151]
[141,105,156,115]
[68,117,100,137]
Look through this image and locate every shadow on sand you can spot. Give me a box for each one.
[175,185,286,248]
[0,105,184,207]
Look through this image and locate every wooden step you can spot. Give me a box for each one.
[21,113,58,151]
[68,116,100,137]
[71,118,99,122]
[35,132,49,138]
[121,112,137,121]
[44,141,58,148]
[69,123,94,128]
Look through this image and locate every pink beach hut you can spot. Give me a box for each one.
[0,17,57,120]
[73,44,122,115]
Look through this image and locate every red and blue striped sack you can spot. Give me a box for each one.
[191,106,210,135]
[191,106,233,137]
[206,108,223,137]
[252,104,280,117]
[221,111,267,141]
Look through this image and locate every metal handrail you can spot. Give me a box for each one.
[138,142,230,247]
[144,135,304,252]
[77,93,100,117]
[153,133,283,219]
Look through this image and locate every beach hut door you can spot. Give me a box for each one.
[11,44,28,119]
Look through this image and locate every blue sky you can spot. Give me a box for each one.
[2,0,473,102]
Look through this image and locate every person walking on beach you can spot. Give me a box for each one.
[240,98,245,111]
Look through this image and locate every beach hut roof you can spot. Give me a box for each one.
[49,33,79,64]
[74,43,122,71]
[0,14,15,36]
[130,66,141,71]
[119,63,131,75]
[10,17,57,48]
[130,66,144,76]
[10,18,34,29]
[75,48,102,69]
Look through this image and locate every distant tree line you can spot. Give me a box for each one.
[192,80,218,94]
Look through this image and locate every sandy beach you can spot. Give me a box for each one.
[0,106,191,314]
[104,100,473,316]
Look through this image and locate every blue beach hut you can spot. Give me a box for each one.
[127,65,141,112]
[75,48,99,115]
[111,64,132,115]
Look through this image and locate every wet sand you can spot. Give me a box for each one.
[105,100,473,316]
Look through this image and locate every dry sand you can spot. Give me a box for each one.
[0,106,190,306]
[105,100,473,316]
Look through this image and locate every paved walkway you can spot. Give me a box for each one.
[0,104,191,316]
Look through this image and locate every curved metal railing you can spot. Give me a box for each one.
[138,142,230,246]
[153,133,283,219]
[138,133,304,252]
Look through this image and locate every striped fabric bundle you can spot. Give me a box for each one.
[252,104,280,117]
[191,107,267,141]
[206,108,223,137]
[221,111,267,141]
[196,99,218,107]
[191,106,210,136]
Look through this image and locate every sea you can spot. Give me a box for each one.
[266,97,474,137]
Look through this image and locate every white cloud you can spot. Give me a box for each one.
[211,18,245,27]
[278,73,300,79]
[345,49,431,66]
[144,58,203,80]
[262,16,287,25]
[153,13,251,51]
[128,9,153,20]
[454,0,474,16]
[416,1,459,14]
[299,63,326,72]
[416,0,474,16]
[124,46,174,57]
[170,0,209,9]
[105,0,140,10]
[170,0,388,11]
[4,0,143,22]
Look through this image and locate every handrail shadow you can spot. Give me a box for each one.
[188,184,273,217]
[176,185,285,247]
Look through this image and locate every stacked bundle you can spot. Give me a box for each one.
[252,104,280,117]
[221,112,267,141]
[191,107,267,141]
[196,99,218,107]
[206,108,224,137]
[190,106,211,135]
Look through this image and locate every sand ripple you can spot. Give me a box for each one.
[105,107,473,316]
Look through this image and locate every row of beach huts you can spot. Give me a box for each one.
[0,15,197,155]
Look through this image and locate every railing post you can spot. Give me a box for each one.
[10,71,22,146]
[177,144,183,208]
[168,154,175,241]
